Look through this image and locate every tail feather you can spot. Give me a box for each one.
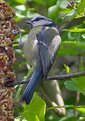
[22,67,43,104]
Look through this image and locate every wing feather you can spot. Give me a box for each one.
[37,27,61,77]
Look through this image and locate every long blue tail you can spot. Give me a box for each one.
[22,66,43,104]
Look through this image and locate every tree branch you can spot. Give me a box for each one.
[59,16,85,33]
[5,71,85,87]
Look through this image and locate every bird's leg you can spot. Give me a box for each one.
[11,26,23,48]
[19,31,24,48]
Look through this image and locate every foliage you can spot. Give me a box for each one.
[5,0,85,121]
[20,93,46,121]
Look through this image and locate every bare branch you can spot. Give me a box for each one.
[5,71,85,87]
[59,16,85,33]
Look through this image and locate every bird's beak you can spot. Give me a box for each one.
[26,20,32,25]
[26,20,33,28]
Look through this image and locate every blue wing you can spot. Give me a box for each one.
[37,27,61,77]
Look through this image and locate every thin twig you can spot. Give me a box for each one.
[59,16,85,33]
[74,56,81,117]
[5,71,85,87]
[47,71,85,80]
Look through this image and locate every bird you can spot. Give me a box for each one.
[21,15,61,104]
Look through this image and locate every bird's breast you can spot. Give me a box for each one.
[23,36,38,67]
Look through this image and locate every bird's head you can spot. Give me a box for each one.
[26,16,56,28]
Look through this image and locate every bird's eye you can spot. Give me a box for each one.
[34,18,41,21]
[32,17,42,22]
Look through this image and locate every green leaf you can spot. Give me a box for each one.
[48,5,58,20]
[63,10,77,21]
[33,0,46,5]
[48,5,57,16]
[20,93,46,121]
[58,41,85,56]
[47,0,56,7]
[82,34,85,39]
[76,107,85,114]
[74,76,85,95]
[79,57,84,71]
[64,28,85,32]
[15,0,26,4]
[74,58,85,95]
[64,64,70,73]
[59,116,78,121]
[9,0,26,4]
[63,61,85,94]
[77,0,85,14]
[64,81,79,91]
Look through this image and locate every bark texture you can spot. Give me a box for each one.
[0,0,19,120]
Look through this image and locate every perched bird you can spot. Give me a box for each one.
[22,16,61,104]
